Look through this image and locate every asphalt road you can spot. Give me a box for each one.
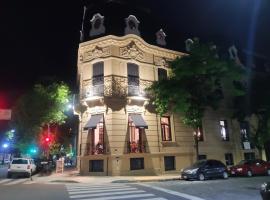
[0,176,268,200]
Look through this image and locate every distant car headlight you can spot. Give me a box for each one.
[261,183,267,192]
[236,168,243,172]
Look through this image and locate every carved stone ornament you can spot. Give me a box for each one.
[156,29,166,46]
[154,56,167,67]
[126,105,144,114]
[83,46,110,62]
[88,106,106,114]
[125,15,140,36]
[89,13,106,37]
[119,41,144,61]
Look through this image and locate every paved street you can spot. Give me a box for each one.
[0,175,268,200]
[142,176,269,200]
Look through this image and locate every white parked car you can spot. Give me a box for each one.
[7,158,37,178]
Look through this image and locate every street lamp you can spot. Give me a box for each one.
[2,143,9,165]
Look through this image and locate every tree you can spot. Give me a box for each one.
[11,82,71,154]
[234,72,270,160]
[149,38,245,160]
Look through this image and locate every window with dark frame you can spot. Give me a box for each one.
[164,156,175,171]
[161,116,172,141]
[127,63,139,96]
[92,62,104,86]
[225,153,234,166]
[158,68,167,80]
[220,120,229,141]
[130,158,144,170]
[198,155,207,160]
[89,160,104,172]
[244,152,255,161]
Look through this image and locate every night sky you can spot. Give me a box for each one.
[0,0,269,107]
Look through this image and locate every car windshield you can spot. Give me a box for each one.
[238,160,252,165]
[12,159,28,164]
[192,160,207,168]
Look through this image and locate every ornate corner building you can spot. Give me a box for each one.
[75,1,258,175]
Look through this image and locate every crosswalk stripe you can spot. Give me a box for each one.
[75,193,155,200]
[66,184,128,189]
[0,179,12,184]
[68,187,137,195]
[4,179,28,185]
[70,190,145,199]
[23,181,36,185]
[67,186,131,191]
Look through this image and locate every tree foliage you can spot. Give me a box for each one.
[234,72,270,153]
[11,82,71,153]
[149,39,245,130]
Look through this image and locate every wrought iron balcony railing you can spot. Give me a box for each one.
[85,142,107,156]
[81,75,152,99]
[127,141,147,153]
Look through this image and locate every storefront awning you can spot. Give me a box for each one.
[130,114,148,129]
[84,114,103,130]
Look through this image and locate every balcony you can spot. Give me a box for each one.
[81,75,152,100]
[127,141,147,153]
[85,142,107,156]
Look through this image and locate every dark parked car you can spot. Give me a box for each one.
[181,159,229,181]
[260,182,270,200]
[229,159,270,177]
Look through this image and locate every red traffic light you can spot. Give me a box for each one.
[45,137,50,142]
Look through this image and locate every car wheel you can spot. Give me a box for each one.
[26,172,31,178]
[223,171,229,179]
[198,173,205,181]
[7,172,12,178]
[247,170,253,177]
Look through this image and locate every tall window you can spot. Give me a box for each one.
[128,116,143,153]
[92,62,104,96]
[92,62,104,85]
[220,120,229,141]
[90,118,104,155]
[240,121,249,142]
[225,153,234,166]
[158,68,167,80]
[127,63,139,96]
[161,116,172,141]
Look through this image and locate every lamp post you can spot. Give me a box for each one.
[2,143,9,165]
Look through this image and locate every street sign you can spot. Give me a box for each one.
[0,109,11,120]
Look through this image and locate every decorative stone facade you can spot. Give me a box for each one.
[76,34,257,176]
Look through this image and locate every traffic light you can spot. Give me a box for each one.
[45,137,50,142]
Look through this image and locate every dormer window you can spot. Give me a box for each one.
[90,13,105,37]
[156,29,166,46]
[125,15,140,36]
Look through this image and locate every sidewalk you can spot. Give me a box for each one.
[33,168,181,184]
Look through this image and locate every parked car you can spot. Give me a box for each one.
[261,182,270,200]
[181,159,229,181]
[7,158,37,178]
[229,159,270,177]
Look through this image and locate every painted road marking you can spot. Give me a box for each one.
[138,183,206,200]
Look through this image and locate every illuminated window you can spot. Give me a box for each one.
[240,121,249,142]
[161,116,172,141]
[195,125,204,141]
[220,120,229,141]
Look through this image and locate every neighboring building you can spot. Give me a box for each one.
[75,1,258,175]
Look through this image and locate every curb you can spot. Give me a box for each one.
[111,177,181,183]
